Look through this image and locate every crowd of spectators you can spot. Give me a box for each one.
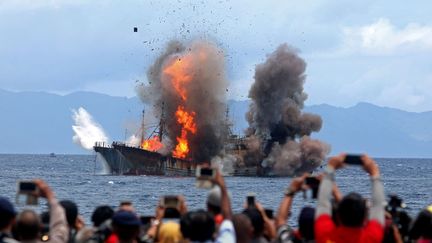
[1,153,431,243]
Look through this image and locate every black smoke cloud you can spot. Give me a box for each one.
[136,40,229,162]
[246,44,330,175]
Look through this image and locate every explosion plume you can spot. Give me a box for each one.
[136,40,228,162]
[72,107,109,150]
[246,44,330,175]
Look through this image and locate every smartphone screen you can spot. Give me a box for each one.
[305,177,320,187]
[344,154,363,165]
[19,181,37,193]
[163,195,179,208]
[17,181,38,205]
[196,166,215,189]
[200,168,214,177]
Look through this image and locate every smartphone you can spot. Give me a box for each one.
[344,154,363,165]
[17,181,38,205]
[305,177,320,188]
[303,177,320,199]
[196,166,215,179]
[247,193,256,208]
[195,166,215,189]
[162,195,179,209]
[264,209,274,219]
[18,181,37,193]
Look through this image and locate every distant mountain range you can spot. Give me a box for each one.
[1,89,431,157]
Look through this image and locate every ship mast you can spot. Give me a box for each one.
[158,102,165,142]
[225,105,233,137]
[140,109,145,148]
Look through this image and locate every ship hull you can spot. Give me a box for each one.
[94,143,260,176]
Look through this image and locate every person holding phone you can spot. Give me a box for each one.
[315,153,385,243]
[14,179,69,243]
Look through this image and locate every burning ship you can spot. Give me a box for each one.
[93,112,259,176]
[91,41,329,177]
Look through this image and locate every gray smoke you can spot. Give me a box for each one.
[246,44,330,175]
[136,40,228,162]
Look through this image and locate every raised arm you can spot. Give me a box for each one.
[276,174,307,227]
[34,179,69,243]
[213,169,232,220]
[362,155,385,226]
[316,154,344,218]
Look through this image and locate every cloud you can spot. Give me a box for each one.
[342,18,432,54]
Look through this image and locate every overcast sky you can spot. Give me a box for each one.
[1,0,432,111]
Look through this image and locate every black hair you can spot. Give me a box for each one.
[112,224,140,242]
[59,200,78,228]
[180,210,215,241]
[15,210,40,241]
[0,212,15,230]
[337,192,366,227]
[409,209,432,240]
[242,208,264,237]
[91,205,114,227]
[298,207,315,240]
[207,203,221,215]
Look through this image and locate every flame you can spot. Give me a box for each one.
[172,107,196,158]
[141,136,163,152]
[163,57,193,101]
[163,54,198,159]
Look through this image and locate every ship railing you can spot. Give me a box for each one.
[94,141,112,148]
[112,141,142,149]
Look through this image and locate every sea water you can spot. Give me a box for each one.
[0,154,431,225]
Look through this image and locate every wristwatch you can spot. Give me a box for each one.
[284,188,296,197]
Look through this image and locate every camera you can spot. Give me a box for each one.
[385,195,411,239]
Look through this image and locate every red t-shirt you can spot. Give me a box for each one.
[315,214,384,243]
[105,233,118,243]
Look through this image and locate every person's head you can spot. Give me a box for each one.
[242,208,264,238]
[206,186,221,215]
[59,200,78,229]
[112,211,141,243]
[157,221,183,243]
[180,210,215,242]
[298,207,315,240]
[91,205,114,227]
[337,192,367,227]
[118,201,135,212]
[15,210,40,241]
[409,205,432,240]
[0,197,17,231]
[232,213,253,243]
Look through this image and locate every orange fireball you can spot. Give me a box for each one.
[141,136,163,152]
[163,53,198,159]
